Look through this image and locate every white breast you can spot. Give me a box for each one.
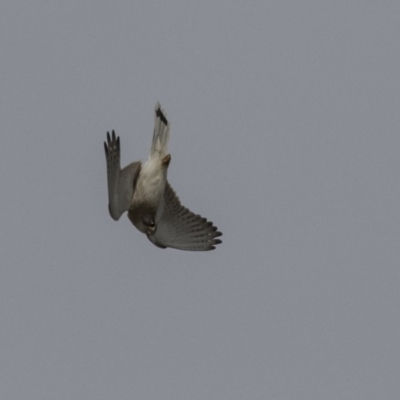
[133,157,166,206]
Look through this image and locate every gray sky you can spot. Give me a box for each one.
[1,1,400,399]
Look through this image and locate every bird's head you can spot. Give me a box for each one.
[142,214,157,235]
[128,206,157,236]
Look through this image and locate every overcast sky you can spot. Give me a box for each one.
[1,1,400,399]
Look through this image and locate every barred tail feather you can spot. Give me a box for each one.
[151,102,170,158]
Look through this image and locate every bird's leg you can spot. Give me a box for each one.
[162,154,171,167]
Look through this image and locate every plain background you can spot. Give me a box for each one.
[1,1,399,399]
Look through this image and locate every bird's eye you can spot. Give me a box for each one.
[143,219,155,228]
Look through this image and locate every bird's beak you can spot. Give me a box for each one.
[146,226,156,235]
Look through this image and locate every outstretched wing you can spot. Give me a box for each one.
[148,182,222,251]
[104,131,141,221]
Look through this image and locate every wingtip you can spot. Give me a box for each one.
[208,230,222,250]
[209,236,222,249]
[208,240,222,251]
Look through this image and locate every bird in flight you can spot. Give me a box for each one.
[104,103,222,251]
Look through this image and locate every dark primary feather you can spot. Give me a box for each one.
[147,182,222,251]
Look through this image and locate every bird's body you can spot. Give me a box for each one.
[104,102,222,251]
[134,157,166,207]
[129,156,167,234]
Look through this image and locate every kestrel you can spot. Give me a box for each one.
[104,103,222,251]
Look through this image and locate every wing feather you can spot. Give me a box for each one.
[148,182,222,251]
[104,131,141,220]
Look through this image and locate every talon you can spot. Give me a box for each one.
[162,154,171,166]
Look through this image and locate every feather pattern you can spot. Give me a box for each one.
[147,182,222,251]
